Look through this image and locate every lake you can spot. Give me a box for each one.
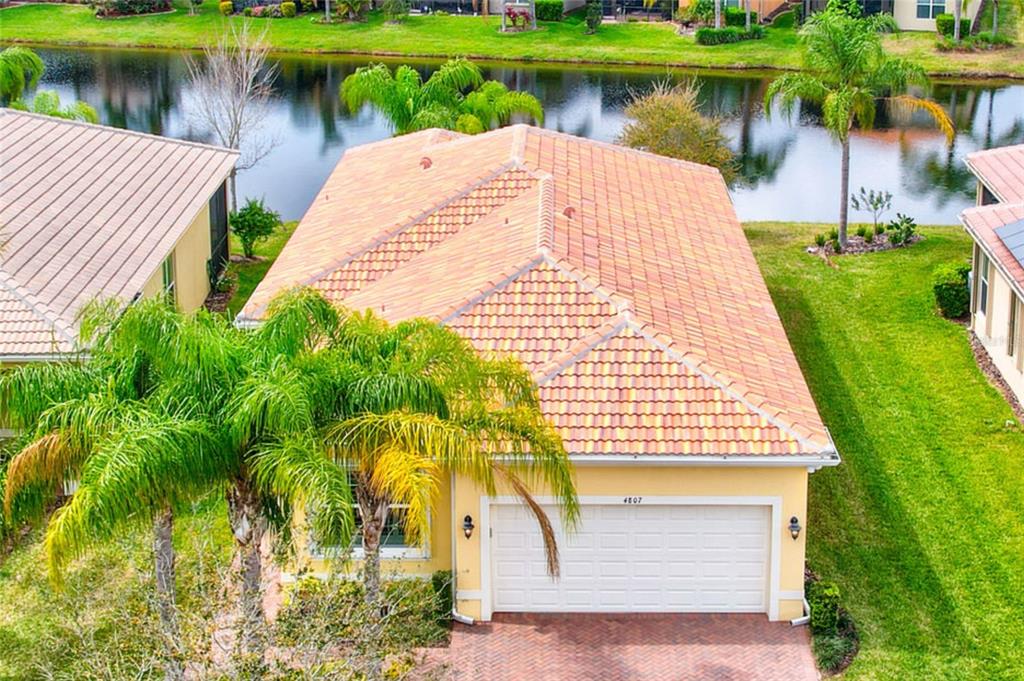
[32,46,1024,224]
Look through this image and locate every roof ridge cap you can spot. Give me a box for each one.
[626,320,831,453]
[533,317,629,385]
[440,253,546,324]
[0,108,239,158]
[541,253,633,316]
[0,267,78,346]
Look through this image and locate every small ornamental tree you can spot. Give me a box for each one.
[850,187,893,233]
[585,0,602,33]
[230,198,280,258]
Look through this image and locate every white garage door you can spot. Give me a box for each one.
[490,503,770,613]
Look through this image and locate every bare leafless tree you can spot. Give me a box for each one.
[186,21,279,212]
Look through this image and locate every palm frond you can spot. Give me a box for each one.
[366,446,437,546]
[0,361,98,429]
[256,287,342,360]
[497,468,561,577]
[0,46,44,103]
[888,94,955,143]
[422,58,483,98]
[249,434,355,548]
[763,73,829,119]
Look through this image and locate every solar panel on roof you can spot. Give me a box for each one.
[995,219,1024,267]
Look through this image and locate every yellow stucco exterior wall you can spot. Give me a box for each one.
[140,204,213,314]
[287,465,813,621]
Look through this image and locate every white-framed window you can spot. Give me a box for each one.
[161,252,177,305]
[916,0,943,19]
[978,251,990,315]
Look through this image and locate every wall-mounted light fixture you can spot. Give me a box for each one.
[462,515,475,539]
[788,516,802,541]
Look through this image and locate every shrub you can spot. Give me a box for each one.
[771,9,795,27]
[431,570,454,626]
[270,4,283,16]
[381,0,408,21]
[814,233,826,247]
[695,25,764,44]
[937,31,1014,51]
[724,6,756,26]
[827,227,839,241]
[230,197,280,258]
[535,0,563,21]
[94,0,171,16]
[831,238,842,254]
[218,0,232,13]
[855,225,867,238]
[792,0,803,23]
[808,580,841,635]
[874,222,885,235]
[864,230,874,244]
[250,4,265,15]
[813,632,856,673]
[585,0,602,33]
[281,0,296,15]
[243,5,252,14]
[679,0,714,23]
[933,262,971,318]
[935,13,970,37]
[887,212,916,246]
[300,0,314,10]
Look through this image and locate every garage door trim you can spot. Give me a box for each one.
[480,495,782,621]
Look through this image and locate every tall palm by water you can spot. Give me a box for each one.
[341,57,544,135]
[765,5,954,246]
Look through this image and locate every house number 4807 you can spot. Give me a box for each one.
[623,496,643,504]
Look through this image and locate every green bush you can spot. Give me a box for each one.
[814,233,826,247]
[827,227,839,241]
[535,0,563,21]
[218,0,232,13]
[585,0,602,33]
[937,30,1015,51]
[382,0,408,21]
[724,6,757,25]
[935,13,971,37]
[230,197,280,258]
[431,569,454,626]
[243,5,252,14]
[280,0,296,15]
[887,212,917,246]
[831,238,842,254]
[771,9,795,27]
[932,262,971,319]
[864,230,874,244]
[695,25,764,44]
[855,225,867,238]
[813,632,856,672]
[300,0,314,9]
[808,580,841,634]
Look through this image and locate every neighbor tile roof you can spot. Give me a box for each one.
[241,125,834,459]
[967,144,1024,203]
[0,109,237,360]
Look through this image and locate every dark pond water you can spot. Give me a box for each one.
[31,47,1024,224]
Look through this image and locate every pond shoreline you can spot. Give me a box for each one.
[9,37,1024,83]
[3,2,1023,82]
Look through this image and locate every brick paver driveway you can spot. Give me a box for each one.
[429,613,818,681]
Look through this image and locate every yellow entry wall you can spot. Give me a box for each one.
[141,204,213,313]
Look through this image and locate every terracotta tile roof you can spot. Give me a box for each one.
[0,109,237,360]
[967,144,1024,203]
[961,202,1024,293]
[241,125,834,459]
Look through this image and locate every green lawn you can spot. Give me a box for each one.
[2,0,1022,78]
[224,220,297,319]
[750,223,1024,679]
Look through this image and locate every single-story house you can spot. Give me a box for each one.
[677,0,983,31]
[961,143,1024,405]
[0,109,237,366]
[239,124,839,622]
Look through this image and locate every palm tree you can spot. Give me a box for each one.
[0,46,43,104]
[764,8,954,246]
[341,58,543,136]
[10,90,99,123]
[714,0,722,27]
[246,290,579,608]
[0,299,226,681]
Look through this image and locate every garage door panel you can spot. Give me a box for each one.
[491,503,769,614]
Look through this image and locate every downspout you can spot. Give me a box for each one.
[791,598,811,626]
[450,471,475,625]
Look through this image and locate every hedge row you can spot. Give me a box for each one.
[535,0,564,21]
[935,13,971,37]
[695,24,765,44]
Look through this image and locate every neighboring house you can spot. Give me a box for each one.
[239,125,840,622]
[685,0,985,31]
[0,109,237,366]
[961,143,1024,405]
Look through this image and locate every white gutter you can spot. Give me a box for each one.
[791,598,811,627]
[568,454,840,468]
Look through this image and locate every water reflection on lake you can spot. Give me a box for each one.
[33,47,1024,224]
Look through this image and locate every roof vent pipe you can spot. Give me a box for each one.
[420,157,432,169]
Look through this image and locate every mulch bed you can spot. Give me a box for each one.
[806,232,922,257]
[966,326,1024,424]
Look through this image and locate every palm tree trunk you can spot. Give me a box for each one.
[839,135,850,247]
[714,0,721,27]
[153,508,185,681]
[745,0,750,30]
[356,487,388,605]
[227,478,266,660]
[992,0,998,33]
[953,0,962,40]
